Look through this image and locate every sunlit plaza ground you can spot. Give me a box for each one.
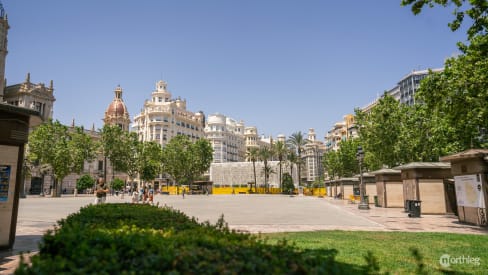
[1,193,487,273]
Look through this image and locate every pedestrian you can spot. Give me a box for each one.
[148,187,154,205]
[95,177,108,204]
[182,187,186,199]
[132,190,139,204]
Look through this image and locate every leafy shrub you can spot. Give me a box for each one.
[76,174,95,192]
[111,178,125,191]
[16,204,364,274]
[282,172,295,194]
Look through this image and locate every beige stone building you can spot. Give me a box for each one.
[3,73,55,121]
[324,114,357,152]
[132,80,205,146]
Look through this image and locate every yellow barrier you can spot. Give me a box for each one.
[156,186,326,196]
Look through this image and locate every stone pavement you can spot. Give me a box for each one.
[1,194,487,274]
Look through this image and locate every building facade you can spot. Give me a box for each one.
[205,113,246,163]
[132,80,205,146]
[397,69,442,106]
[3,73,55,121]
[324,114,356,152]
[303,128,326,183]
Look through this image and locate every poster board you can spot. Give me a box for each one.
[0,145,19,247]
[454,174,485,208]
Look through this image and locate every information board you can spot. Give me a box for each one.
[0,165,11,202]
[454,174,485,208]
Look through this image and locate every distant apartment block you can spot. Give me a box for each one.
[132,80,205,146]
[205,113,246,163]
[324,114,356,152]
[303,128,326,182]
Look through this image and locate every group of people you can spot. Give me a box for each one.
[132,185,154,204]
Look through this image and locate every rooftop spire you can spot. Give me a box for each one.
[25,72,30,83]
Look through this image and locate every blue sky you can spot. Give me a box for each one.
[3,0,466,139]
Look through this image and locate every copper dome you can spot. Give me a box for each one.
[106,99,128,117]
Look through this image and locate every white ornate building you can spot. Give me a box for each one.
[132,80,205,146]
[205,113,246,163]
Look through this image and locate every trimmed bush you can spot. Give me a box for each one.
[16,204,364,274]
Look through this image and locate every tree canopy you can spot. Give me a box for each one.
[161,135,213,186]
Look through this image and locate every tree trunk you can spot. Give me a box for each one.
[252,161,257,193]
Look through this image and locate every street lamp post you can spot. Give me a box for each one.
[356,146,369,210]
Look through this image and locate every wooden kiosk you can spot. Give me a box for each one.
[371,168,403,208]
[441,149,488,226]
[395,162,453,215]
[0,104,41,250]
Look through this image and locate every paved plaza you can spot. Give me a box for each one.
[1,194,487,274]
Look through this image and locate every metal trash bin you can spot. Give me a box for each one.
[374,195,379,207]
[405,200,411,213]
[363,195,369,204]
[408,200,421,218]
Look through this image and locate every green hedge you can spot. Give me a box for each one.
[16,204,366,274]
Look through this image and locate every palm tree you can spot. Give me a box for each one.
[259,146,274,193]
[246,147,259,193]
[261,165,275,193]
[287,131,309,187]
[273,141,288,192]
[287,151,298,181]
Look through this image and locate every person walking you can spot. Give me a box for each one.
[95,177,108,204]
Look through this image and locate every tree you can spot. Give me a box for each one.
[28,120,90,197]
[100,125,128,181]
[323,139,361,179]
[137,141,163,184]
[184,138,213,189]
[119,132,141,183]
[286,151,298,186]
[259,146,274,192]
[161,135,213,190]
[273,141,288,192]
[111,178,125,191]
[287,132,309,186]
[246,147,259,193]
[282,172,295,194]
[76,174,95,193]
[323,150,341,179]
[402,0,488,152]
[69,126,98,176]
[415,45,488,151]
[401,0,488,41]
[355,95,403,170]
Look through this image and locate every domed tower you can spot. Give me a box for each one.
[0,3,8,101]
[104,85,130,131]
